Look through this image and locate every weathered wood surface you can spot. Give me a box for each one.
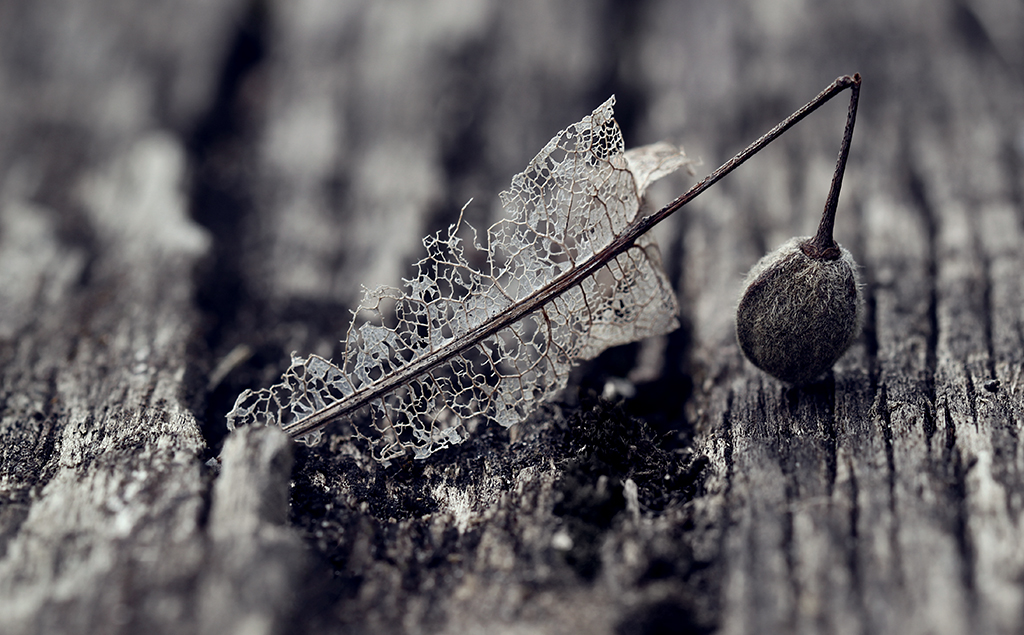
[1,1,1022,634]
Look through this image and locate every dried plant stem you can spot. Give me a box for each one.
[281,73,863,440]
[804,75,861,259]
[631,73,861,246]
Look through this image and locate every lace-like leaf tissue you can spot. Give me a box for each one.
[227,97,693,463]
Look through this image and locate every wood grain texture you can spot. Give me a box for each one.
[1,0,1022,634]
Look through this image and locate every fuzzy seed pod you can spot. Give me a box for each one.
[736,74,863,384]
[736,237,863,384]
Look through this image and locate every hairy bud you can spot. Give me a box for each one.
[736,237,863,384]
[735,73,863,384]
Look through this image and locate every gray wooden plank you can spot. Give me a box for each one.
[2,0,1023,634]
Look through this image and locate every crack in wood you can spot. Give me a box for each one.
[904,161,940,402]
[973,219,998,380]
[843,454,868,631]
[823,381,838,498]
[948,433,978,603]
[875,382,904,588]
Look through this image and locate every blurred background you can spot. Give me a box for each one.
[2,0,1021,399]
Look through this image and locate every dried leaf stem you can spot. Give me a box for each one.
[280,74,863,440]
